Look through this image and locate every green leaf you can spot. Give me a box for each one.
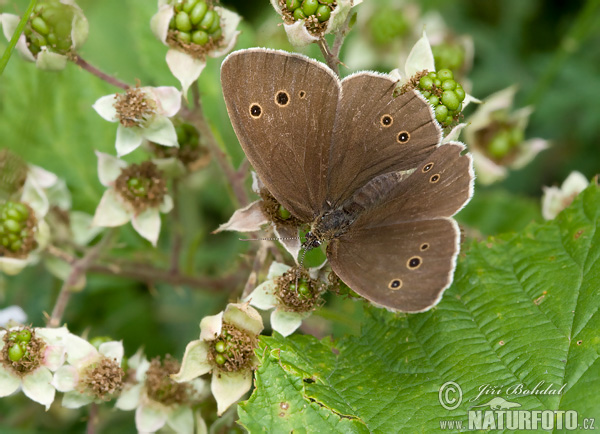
[239,182,600,432]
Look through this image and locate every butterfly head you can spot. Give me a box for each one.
[302,231,322,251]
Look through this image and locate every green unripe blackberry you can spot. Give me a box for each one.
[26,0,76,55]
[437,69,453,81]
[215,354,226,365]
[302,0,319,16]
[419,76,434,90]
[441,90,460,111]
[368,9,409,46]
[286,0,301,11]
[175,11,192,32]
[200,10,216,30]
[435,105,448,123]
[277,205,291,220]
[316,5,331,22]
[416,69,466,127]
[293,8,307,20]
[190,2,208,25]
[192,30,208,45]
[182,0,198,14]
[432,43,465,72]
[8,343,24,362]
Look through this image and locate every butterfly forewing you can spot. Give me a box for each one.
[221,49,340,222]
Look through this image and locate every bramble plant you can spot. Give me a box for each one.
[1,0,599,432]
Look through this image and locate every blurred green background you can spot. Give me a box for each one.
[0,0,599,431]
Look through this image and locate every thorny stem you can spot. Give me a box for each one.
[46,245,243,292]
[318,38,339,75]
[86,403,98,434]
[180,101,250,208]
[169,178,183,274]
[72,54,130,90]
[48,230,116,328]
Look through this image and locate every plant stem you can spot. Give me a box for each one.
[47,230,115,328]
[317,38,339,75]
[72,54,130,90]
[180,104,249,207]
[86,403,98,434]
[0,0,37,75]
[169,178,183,274]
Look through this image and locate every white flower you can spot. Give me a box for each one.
[0,327,70,409]
[91,152,173,246]
[542,172,589,220]
[390,31,479,109]
[0,1,88,71]
[115,350,208,433]
[0,305,27,327]
[214,172,301,260]
[172,302,263,415]
[246,262,315,337]
[0,170,51,276]
[462,86,549,185]
[93,86,181,157]
[271,0,362,47]
[151,0,241,95]
[52,336,124,408]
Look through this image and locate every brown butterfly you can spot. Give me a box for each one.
[221,48,474,312]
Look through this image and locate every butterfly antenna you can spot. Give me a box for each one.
[239,236,300,242]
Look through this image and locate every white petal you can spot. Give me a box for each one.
[251,171,264,193]
[36,48,67,71]
[21,176,49,218]
[199,312,223,341]
[405,31,436,78]
[0,368,20,397]
[325,0,352,35]
[468,86,517,133]
[148,86,182,117]
[0,257,28,275]
[45,178,72,210]
[95,151,127,186]
[28,165,58,188]
[562,171,589,195]
[462,92,481,110]
[92,94,119,123]
[211,370,252,416]
[42,344,67,371]
[63,333,98,366]
[136,402,168,433]
[92,189,131,228]
[223,303,263,336]
[196,412,208,434]
[141,115,178,148]
[70,211,104,246]
[443,123,467,143]
[22,367,55,410]
[283,20,318,47]
[271,309,306,337]
[510,138,549,170]
[472,150,507,185]
[166,406,194,434]
[210,7,241,58]
[150,5,173,45]
[62,390,93,409]
[245,281,278,310]
[0,305,27,327]
[115,383,143,410]
[115,124,144,157]
[52,365,78,392]
[213,201,268,233]
[267,262,291,280]
[99,341,124,363]
[159,194,174,214]
[166,49,206,97]
[131,208,161,246]
[171,340,212,383]
[1,14,35,62]
[274,225,301,261]
[70,5,89,49]
[269,0,283,14]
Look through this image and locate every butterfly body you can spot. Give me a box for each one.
[221,48,474,312]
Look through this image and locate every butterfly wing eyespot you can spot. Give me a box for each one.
[298,90,306,99]
[407,256,422,270]
[420,243,429,251]
[396,131,410,143]
[249,103,262,118]
[422,162,434,173]
[380,114,393,127]
[275,90,290,106]
[430,173,441,183]
[388,279,402,290]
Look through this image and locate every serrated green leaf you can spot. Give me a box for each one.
[239,182,600,432]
